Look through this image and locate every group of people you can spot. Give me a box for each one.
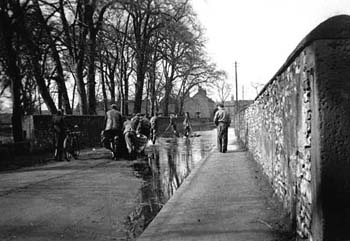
[103,102,231,156]
[102,104,155,159]
[102,105,195,158]
[53,102,230,162]
[166,112,192,138]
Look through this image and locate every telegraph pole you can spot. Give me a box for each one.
[235,61,240,138]
[242,85,244,101]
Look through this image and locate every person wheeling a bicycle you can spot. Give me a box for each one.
[102,104,123,158]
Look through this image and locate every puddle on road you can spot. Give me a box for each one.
[124,129,216,240]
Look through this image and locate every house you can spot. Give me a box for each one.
[158,95,177,115]
[183,86,216,119]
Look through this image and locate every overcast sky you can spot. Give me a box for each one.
[191,0,350,100]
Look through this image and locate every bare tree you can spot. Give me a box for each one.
[211,70,231,103]
[158,0,201,115]
[251,82,265,95]
[121,0,171,114]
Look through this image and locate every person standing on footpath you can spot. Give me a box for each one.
[213,103,231,153]
[103,104,123,158]
[53,109,66,161]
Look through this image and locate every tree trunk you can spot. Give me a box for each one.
[150,57,157,116]
[123,70,129,116]
[145,79,150,116]
[11,79,23,142]
[108,71,115,103]
[16,27,57,114]
[33,0,72,114]
[134,57,146,114]
[1,15,23,141]
[163,83,171,116]
[100,61,108,113]
[76,60,88,114]
[162,64,175,116]
[72,82,76,113]
[86,1,110,114]
[8,56,23,142]
[75,17,88,114]
[86,2,96,115]
[31,57,57,114]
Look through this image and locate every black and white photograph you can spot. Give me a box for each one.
[1,0,350,240]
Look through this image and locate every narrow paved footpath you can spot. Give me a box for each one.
[138,130,293,241]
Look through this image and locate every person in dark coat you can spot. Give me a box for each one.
[136,115,151,138]
[53,109,66,161]
[123,118,137,157]
[102,104,124,157]
[183,112,191,138]
[213,103,231,153]
[169,114,179,137]
[149,113,159,144]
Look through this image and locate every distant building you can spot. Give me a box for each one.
[127,99,159,116]
[224,96,253,116]
[183,86,216,119]
[158,96,178,115]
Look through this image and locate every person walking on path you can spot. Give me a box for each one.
[150,113,159,144]
[103,104,123,158]
[53,109,66,161]
[123,118,137,158]
[169,114,180,137]
[183,112,192,138]
[213,103,231,153]
[136,115,151,139]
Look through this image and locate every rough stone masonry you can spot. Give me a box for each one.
[238,15,350,241]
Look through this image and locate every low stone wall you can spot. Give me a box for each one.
[238,15,350,241]
[22,115,213,152]
[23,115,106,152]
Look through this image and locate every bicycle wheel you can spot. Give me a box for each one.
[63,137,72,161]
[72,137,80,159]
[112,136,119,160]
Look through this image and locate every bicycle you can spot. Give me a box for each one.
[101,130,120,160]
[110,135,120,159]
[64,127,80,161]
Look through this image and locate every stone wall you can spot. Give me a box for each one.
[23,115,106,152]
[238,15,350,241]
[23,115,213,152]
